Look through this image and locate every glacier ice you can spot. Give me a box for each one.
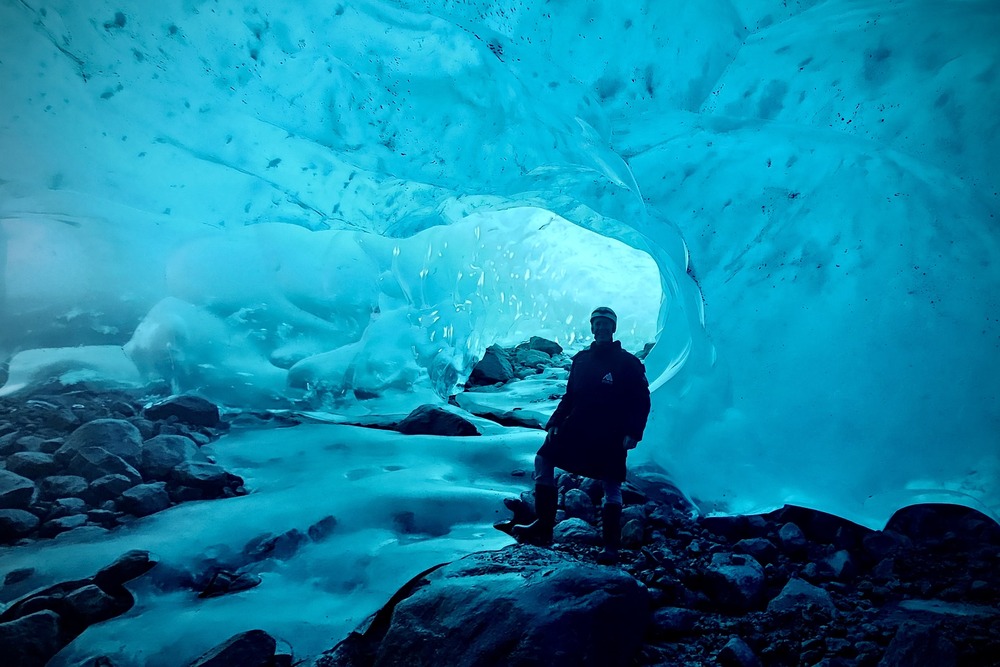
[1,0,998,531]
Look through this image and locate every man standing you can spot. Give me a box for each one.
[513,306,651,564]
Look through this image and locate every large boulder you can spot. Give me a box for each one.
[0,610,64,666]
[0,470,36,510]
[320,546,650,667]
[5,451,59,479]
[767,577,836,615]
[141,434,204,479]
[57,419,143,468]
[119,482,171,517]
[144,395,221,427]
[170,462,236,494]
[703,552,766,612]
[397,405,480,437]
[188,629,278,667]
[0,509,40,541]
[466,345,515,387]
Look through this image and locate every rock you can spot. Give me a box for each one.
[188,629,277,667]
[703,553,766,612]
[820,549,856,580]
[864,530,912,560]
[88,474,136,502]
[244,529,310,562]
[879,622,957,667]
[5,451,59,479]
[466,345,515,386]
[119,482,171,517]
[734,537,779,564]
[170,461,235,494]
[48,497,88,519]
[145,395,221,427]
[651,607,700,636]
[767,577,836,615]
[93,550,158,590]
[141,434,203,479]
[777,521,808,555]
[527,336,563,356]
[0,508,40,540]
[0,610,64,666]
[199,571,263,598]
[307,515,338,542]
[553,517,601,545]
[57,419,143,468]
[718,636,762,667]
[622,519,645,548]
[397,405,480,436]
[563,488,596,522]
[514,347,551,369]
[338,546,650,667]
[0,469,36,509]
[64,584,127,626]
[40,514,88,538]
[57,446,143,484]
[39,475,89,500]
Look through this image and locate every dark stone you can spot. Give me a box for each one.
[188,629,276,667]
[651,607,700,636]
[39,514,88,538]
[718,636,762,667]
[170,461,234,493]
[119,482,171,517]
[5,451,59,479]
[879,622,957,667]
[734,537,778,564]
[93,550,158,590]
[0,610,64,666]
[64,584,128,626]
[244,529,309,562]
[308,515,338,542]
[57,419,143,468]
[777,521,808,555]
[198,571,263,598]
[0,508,40,540]
[528,336,563,356]
[88,474,136,502]
[397,404,480,436]
[145,395,221,427]
[703,553,765,612]
[767,577,836,615]
[47,497,88,519]
[39,475,89,500]
[141,434,202,479]
[0,469,36,509]
[466,345,515,386]
[327,546,649,667]
[57,446,143,484]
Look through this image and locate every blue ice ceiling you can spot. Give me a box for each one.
[0,0,998,528]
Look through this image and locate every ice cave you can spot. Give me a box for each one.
[0,0,998,664]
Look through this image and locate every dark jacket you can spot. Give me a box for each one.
[538,340,651,483]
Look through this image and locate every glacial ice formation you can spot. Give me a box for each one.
[1,0,998,528]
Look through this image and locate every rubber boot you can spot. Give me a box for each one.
[597,503,622,565]
[512,484,557,546]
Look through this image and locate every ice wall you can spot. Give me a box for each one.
[1,0,997,527]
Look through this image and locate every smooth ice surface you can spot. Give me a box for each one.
[1,0,999,536]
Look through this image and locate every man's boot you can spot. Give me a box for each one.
[512,484,557,546]
[597,503,622,565]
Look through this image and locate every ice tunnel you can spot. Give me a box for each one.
[1,0,998,530]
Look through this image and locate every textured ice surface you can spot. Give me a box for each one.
[1,0,998,530]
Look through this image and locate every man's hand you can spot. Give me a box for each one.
[623,435,638,450]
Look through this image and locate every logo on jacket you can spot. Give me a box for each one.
[602,373,614,385]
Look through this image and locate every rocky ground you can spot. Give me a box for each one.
[1,342,998,666]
